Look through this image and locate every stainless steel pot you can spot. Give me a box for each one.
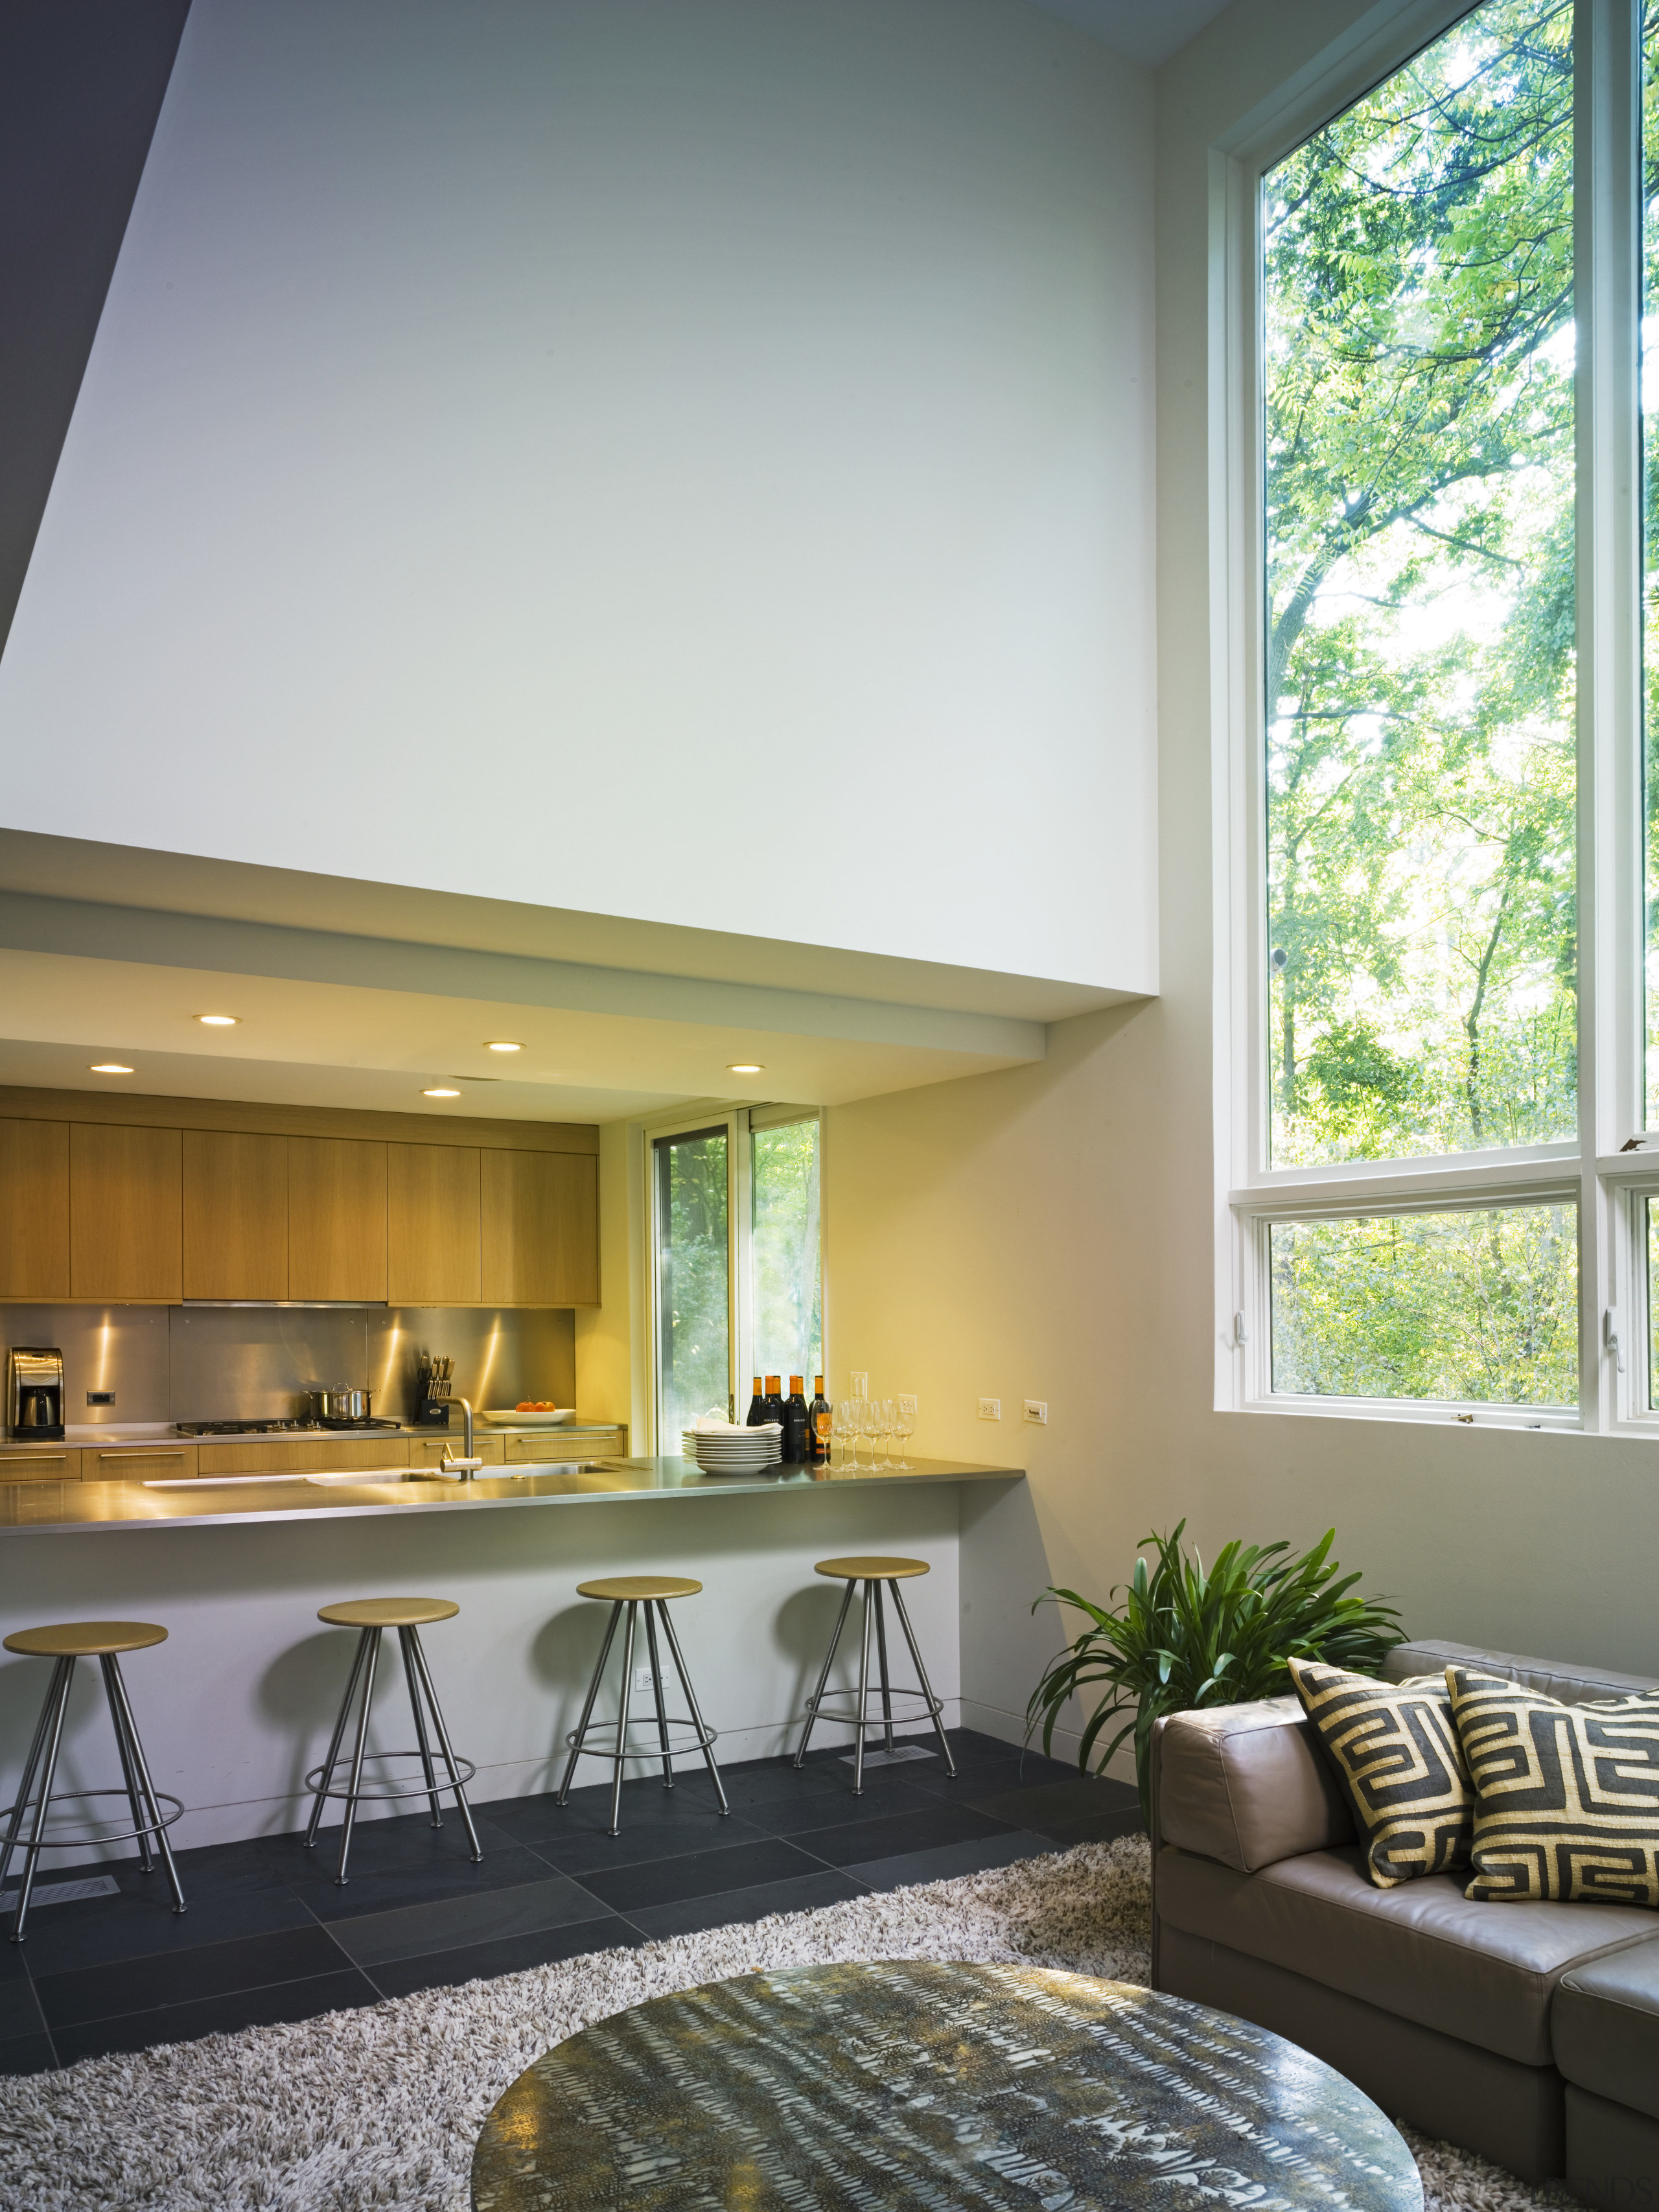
[319,1387,373,1422]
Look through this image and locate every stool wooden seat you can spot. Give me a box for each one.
[304,1595,480,1883]
[5,1621,168,1659]
[576,1576,701,1604]
[559,1579,728,1835]
[317,1598,459,1629]
[814,1557,929,1583]
[0,1620,185,1940]
[796,1557,955,1793]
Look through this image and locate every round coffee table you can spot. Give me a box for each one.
[472,1959,1423,2211]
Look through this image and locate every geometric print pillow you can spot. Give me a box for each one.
[1446,1669,1659,1908]
[1287,1656,1474,1889]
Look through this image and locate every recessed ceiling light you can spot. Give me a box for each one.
[423,1086,461,1098]
[727,1063,763,1075]
[196,1014,238,1027]
[90,1063,134,1075]
[484,1040,522,1053]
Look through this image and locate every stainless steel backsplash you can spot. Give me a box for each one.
[0,1306,577,1424]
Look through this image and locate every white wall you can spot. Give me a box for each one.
[0,0,1156,998]
[822,0,1659,1761]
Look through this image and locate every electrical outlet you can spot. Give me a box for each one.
[86,1391,114,1406]
[632,1666,656,1696]
[898,1394,917,1417]
[979,1397,1001,1420]
[1023,1399,1048,1425]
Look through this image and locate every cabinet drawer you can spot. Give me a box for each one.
[408,1434,504,1467]
[197,1437,411,1476]
[84,1447,197,1483]
[505,1429,623,1462]
[0,1449,80,1484]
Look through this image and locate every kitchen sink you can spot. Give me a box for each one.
[399,1460,616,1484]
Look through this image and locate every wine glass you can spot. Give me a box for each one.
[875,1398,896,1470]
[834,1400,859,1471]
[890,1399,914,1470]
[859,1397,884,1471]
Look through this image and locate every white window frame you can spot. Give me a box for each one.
[1216,0,1659,1434]
[642,1102,826,1453]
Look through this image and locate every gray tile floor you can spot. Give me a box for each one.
[0,1730,1141,2073]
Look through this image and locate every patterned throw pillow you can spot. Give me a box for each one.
[1447,1669,1659,1907]
[1288,1656,1474,1887]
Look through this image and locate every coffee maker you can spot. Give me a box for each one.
[6,1347,64,1440]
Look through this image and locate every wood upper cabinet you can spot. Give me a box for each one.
[183,1131,288,1300]
[0,1118,70,1299]
[287,1137,387,1301]
[481,1149,599,1305]
[388,1143,480,1305]
[69,1124,183,1300]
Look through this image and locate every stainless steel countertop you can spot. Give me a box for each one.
[0,1456,1024,1535]
[0,1421,626,1452]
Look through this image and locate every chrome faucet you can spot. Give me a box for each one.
[440,1397,483,1480]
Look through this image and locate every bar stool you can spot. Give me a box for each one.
[559,1577,730,1836]
[795,1557,958,1794]
[0,1620,187,1941]
[304,1598,481,1884]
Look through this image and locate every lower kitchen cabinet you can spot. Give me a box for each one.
[0,1448,80,1484]
[504,1428,625,1461]
[82,1445,198,1483]
[408,1432,504,1469]
[195,1437,411,1477]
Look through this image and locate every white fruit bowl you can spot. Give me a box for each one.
[481,1408,575,1426]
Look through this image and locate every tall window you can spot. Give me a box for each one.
[1233,0,1659,1429]
[647,1107,824,1445]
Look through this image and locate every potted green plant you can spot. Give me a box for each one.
[1027,1521,1402,1821]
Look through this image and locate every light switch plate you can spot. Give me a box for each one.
[979,1397,1001,1420]
[898,1394,917,1417]
[851,1371,868,1398]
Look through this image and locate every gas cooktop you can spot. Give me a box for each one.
[174,1418,402,1437]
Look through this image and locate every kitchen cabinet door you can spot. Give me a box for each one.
[480,1150,599,1305]
[0,1117,71,1299]
[287,1137,388,1301]
[183,1130,288,1301]
[70,1124,183,1301]
[388,1143,480,1305]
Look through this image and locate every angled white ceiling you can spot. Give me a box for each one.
[1025,0,1234,69]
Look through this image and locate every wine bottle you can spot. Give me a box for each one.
[745,1377,765,1427]
[784,1376,809,1463]
[763,1375,785,1432]
[808,1375,830,1465]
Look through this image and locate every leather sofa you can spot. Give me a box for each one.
[1150,1638,1659,2200]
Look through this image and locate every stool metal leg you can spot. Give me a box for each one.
[890,1581,957,1777]
[104,1655,187,1916]
[852,1582,875,1796]
[644,1605,674,1790]
[608,1603,639,1835]
[873,1585,895,1753]
[10,1655,75,1941]
[656,1601,728,1816]
[558,1601,622,1804]
[100,1655,154,1874]
[334,1625,383,1884]
[794,1579,855,1769]
[400,1627,443,1830]
[405,1628,483,1861]
[305,1627,374,1851]
[0,1655,69,1902]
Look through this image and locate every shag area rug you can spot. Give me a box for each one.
[0,1834,1572,2212]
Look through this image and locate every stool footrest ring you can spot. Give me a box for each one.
[563,1717,717,1765]
[0,1786,183,1852]
[306,1750,478,1805]
[804,1686,945,1730]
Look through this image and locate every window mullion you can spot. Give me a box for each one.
[1575,0,1642,1428]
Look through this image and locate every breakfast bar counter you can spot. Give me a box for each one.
[0,1456,1023,1535]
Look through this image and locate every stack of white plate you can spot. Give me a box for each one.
[691,1423,782,1474]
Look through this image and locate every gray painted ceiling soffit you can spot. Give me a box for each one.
[0,889,1047,1062]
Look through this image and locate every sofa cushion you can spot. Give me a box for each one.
[1386,1640,1659,1706]
[1157,1696,1352,1872]
[1156,1842,1658,2065]
[1553,1936,1659,2122]
[1289,1657,1472,1887]
[1449,1670,1659,1907]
